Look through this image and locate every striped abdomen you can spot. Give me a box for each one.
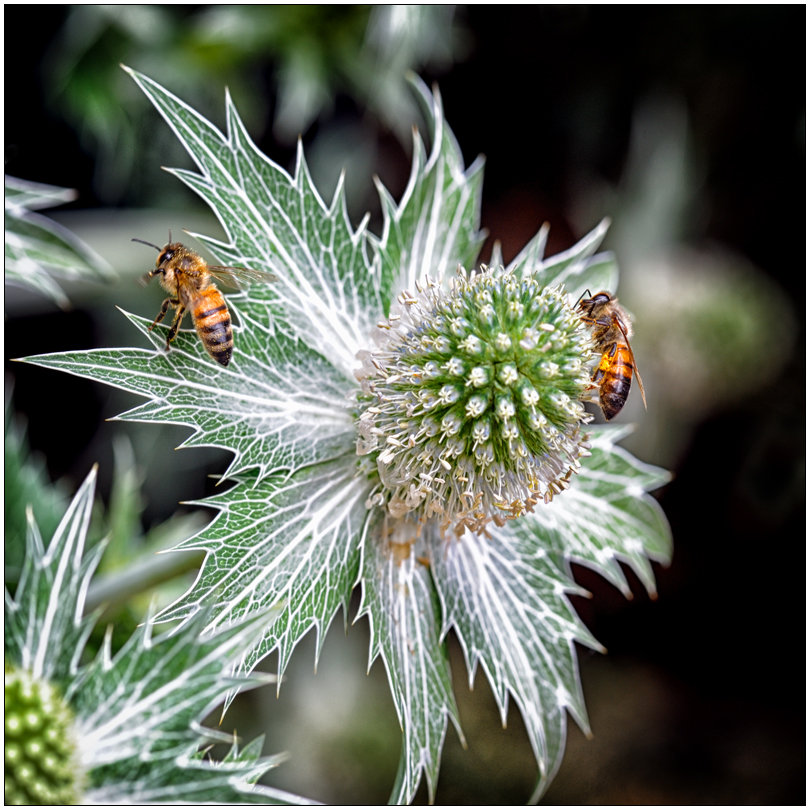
[593,342,633,420]
[192,287,233,366]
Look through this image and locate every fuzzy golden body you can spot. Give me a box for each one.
[134,239,276,367]
[577,290,646,420]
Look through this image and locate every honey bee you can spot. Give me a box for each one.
[133,237,276,367]
[577,290,646,420]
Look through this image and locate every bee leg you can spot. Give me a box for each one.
[581,315,612,329]
[149,298,180,331]
[165,305,186,350]
[582,381,600,405]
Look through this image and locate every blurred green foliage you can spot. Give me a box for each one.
[5,400,68,573]
[5,175,114,309]
[45,5,467,205]
[5,395,205,657]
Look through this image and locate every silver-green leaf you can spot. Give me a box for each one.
[372,75,486,296]
[160,460,372,682]
[357,526,463,805]
[5,466,102,683]
[532,425,672,598]
[26,308,356,482]
[123,64,384,379]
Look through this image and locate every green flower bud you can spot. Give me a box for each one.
[356,266,593,533]
[4,665,83,806]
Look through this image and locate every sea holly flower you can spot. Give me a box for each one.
[4,467,311,805]
[22,68,672,803]
[355,270,593,533]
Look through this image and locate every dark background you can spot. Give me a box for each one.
[5,5,805,804]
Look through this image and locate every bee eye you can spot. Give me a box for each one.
[159,251,173,264]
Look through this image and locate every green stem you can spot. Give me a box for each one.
[84,549,204,614]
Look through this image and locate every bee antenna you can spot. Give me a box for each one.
[574,289,591,307]
[132,238,162,251]
[168,229,172,244]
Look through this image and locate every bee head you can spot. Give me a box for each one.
[576,290,613,314]
[133,237,183,287]
[157,242,189,268]
[133,232,183,271]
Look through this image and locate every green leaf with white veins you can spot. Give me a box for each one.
[430,424,671,802]
[122,64,385,379]
[431,521,598,800]
[87,735,307,805]
[70,610,265,766]
[73,609,309,804]
[357,525,462,805]
[5,466,102,683]
[532,424,673,598]
[27,308,356,482]
[5,466,313,805]
[158,460,372,681]
[507,217,619,300]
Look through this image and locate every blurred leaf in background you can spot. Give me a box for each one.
[79,434,208,657]
[5,392,207,659]
[43,5,469,209]
[4,175,114,309]
[5,394,69,574]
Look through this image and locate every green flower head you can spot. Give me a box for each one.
[4,665,82,806]
[357,268,593,533]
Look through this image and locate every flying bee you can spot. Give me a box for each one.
[133,237,277,367]
[577,290,646,421]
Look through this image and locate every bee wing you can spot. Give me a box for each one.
[206,265,278,289]
[614,316,647,409]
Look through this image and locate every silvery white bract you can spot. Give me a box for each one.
[23,68,672,803]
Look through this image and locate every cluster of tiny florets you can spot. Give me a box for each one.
[4,666,82,806]
[355,265,593,534]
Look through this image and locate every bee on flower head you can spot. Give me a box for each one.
[133,237,276,367]
[577,290,646,420]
